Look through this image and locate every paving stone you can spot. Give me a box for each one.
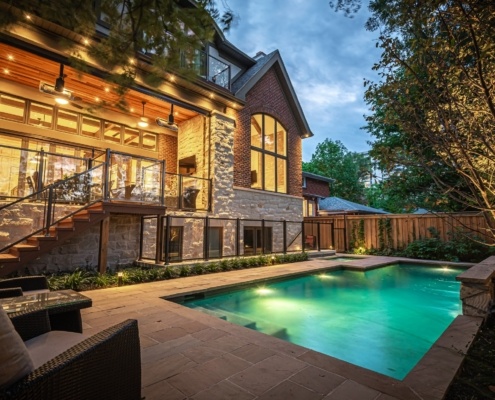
[228,354,307,396]
[257,380,323,400]
[323,379,380,400]
[146,327,188,342]
[290,366,345,395]
[191,380,255,400]
[142,378,187,400]
[142,352,197,387]
[231,343,276,363]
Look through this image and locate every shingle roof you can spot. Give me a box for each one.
[319,197,389,214]
[231,51,278,94]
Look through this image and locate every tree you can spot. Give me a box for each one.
[365,89,471,214]
[0,0,234,110]
[364,0,495,241]
[303,139,368,203]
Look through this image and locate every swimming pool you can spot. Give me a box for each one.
[183,263,463,379]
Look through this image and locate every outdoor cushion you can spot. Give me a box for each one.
[0,308,34,389]
[26,330,88,369]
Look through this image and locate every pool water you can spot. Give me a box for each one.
[184,263,463,379]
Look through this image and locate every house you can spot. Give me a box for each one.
[318,197,388,215]
[0,2,313,276]
[302,171,334,217]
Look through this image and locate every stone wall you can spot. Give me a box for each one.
[457,256,495,319]
[26,214,141,274]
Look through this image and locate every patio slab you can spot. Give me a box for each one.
[80,255,481,399]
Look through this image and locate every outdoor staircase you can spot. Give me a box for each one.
[0,202,107,277]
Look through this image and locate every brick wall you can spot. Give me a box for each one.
[158,133,178,173]
[303,177,330,198]
[233,67,303,197]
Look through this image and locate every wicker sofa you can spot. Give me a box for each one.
[1,308,141,400]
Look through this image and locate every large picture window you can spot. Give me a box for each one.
[250,114,287,193]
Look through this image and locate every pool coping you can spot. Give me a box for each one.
[162,255,482,399]
[81,255,481,399]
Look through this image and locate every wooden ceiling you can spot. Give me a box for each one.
[0,43,198,123]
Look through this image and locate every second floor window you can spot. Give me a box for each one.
[250,114,287,193]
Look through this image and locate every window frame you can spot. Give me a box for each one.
[250,113,288,194]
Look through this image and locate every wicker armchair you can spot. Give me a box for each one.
[0,277,50,296]
[1,308,141,400]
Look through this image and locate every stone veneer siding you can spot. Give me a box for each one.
[26,215,141,274]
[233,67,303,197]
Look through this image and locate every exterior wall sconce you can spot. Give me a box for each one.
[117,271,124,286]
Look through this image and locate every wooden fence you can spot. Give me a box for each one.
[304,212,492,252]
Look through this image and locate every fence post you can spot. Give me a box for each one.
[261,219,265,254]
[104,148,111,200]
[283,220,287,254]
[155,215,162,264]
[343,214,348,252]
[164,215,171,265]
[236,218,240,257]
[301,220,305,252]
[317,222,321,251]
[204,216,209,261]
[44,187,54,236]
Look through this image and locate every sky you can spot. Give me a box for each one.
[219,0,382,161]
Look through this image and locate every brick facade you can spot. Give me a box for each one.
[303,177,330,198]
[233,68,303,197]
[158,134,178,173]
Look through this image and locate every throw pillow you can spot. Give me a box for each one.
[0,308,34,389]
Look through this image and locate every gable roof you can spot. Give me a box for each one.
[319,197,389,215]
[303,171,335,184]
[232,50,313,138]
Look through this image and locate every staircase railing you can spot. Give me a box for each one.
[0,163,107,253]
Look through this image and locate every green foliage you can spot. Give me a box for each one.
[365,227,493,263]
[219,259,232,271]
[191,264,205,275]
[364,0,495,237]
[45,252,309,291]
[303,139,369,203]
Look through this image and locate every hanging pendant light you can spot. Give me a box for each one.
[168,103,175,125]
[138,101,149,128]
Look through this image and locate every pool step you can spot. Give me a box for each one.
[191,306,257,329]
[191,305,288,338]
[254,321,289,339]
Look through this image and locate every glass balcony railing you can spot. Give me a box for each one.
[0,144,211,211]
[180,49,231,90]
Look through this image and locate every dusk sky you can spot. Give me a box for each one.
[220,0,382,161]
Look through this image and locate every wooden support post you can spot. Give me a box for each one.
[98,216,110,274]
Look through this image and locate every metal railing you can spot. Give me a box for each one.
[180,49,231,90]
[0,144,212,210]
[0,163,106,253]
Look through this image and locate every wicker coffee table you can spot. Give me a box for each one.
[0,289,92,333]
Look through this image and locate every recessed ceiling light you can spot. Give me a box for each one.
[7,55,13,61]
[3,68,9,74]
[104,87,110,93]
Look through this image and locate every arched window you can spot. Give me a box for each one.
[250,114,287,193]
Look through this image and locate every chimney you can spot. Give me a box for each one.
[254,51,266,60]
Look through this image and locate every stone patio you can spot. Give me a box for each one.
[80,255,481,400]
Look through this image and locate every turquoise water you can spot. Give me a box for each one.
[184,263,463,379]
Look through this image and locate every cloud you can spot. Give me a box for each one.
[222,0,381,159]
